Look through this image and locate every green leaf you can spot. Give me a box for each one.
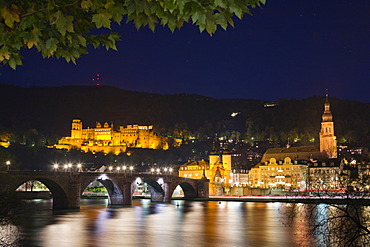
[92,12,112,29]
[65,16,74,33]
[8,58,16,69]
[45,38,58,56]
[77,35,87,47]
[54,11,67,35]
[215,13,228,30]
[104,0,115,9]
[229,4,243,19]
[215,0,227,8]
[111,6,126,24]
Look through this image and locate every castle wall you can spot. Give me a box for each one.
[56,119,177,154]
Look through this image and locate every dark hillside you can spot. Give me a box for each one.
[0,84,369,146]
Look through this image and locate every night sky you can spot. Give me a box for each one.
[1,0,369,102]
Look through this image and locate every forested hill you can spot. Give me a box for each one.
[0,84,369,146]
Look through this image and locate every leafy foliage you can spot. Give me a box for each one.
[0,0,266,69]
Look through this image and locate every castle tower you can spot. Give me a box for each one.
[71,119,82,139]
[319,92,337,158]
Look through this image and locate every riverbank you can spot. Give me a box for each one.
[198,195,370,205]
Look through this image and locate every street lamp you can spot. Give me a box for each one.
[129,166,134,173]
[5,160,10,171]
[53,163,59,171]
[77,163,82,172]
[64,164,68,172]
[68,163,72,172]
[109,166,113,172]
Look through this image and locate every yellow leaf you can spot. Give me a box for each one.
[1,7,20,28]
[81,0,92,10]
[0,49,11,61]
[26,40,37,49]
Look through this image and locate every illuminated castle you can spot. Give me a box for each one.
[55,119,182,154]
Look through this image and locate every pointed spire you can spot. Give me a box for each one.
[322,90,332,122]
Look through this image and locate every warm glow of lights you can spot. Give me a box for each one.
[135,177,142,184]
[55,119,181,155]
[157,178,164,185]
[98,174,108,180]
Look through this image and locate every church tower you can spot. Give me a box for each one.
[319,92,337,158]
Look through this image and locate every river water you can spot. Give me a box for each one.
[3,199,317,247]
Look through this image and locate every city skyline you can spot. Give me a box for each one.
[1,0,369,102]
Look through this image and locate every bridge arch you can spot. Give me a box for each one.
[80,175,125,205]
[137,178,165,202]
[14,178,69,209]
[174,182,197,199]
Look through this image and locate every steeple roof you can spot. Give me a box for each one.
[322,91,333,122]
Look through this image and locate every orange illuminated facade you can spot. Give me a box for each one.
[178,150,233,195]
[248,157,308,190]
[55,119,182,154]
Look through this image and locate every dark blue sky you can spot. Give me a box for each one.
[1,0,370,102]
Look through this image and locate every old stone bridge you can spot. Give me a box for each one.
[0,171,209,209]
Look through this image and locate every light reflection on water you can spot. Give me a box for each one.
[10,199,316,247]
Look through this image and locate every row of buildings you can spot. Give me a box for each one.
[179,94,368,194]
